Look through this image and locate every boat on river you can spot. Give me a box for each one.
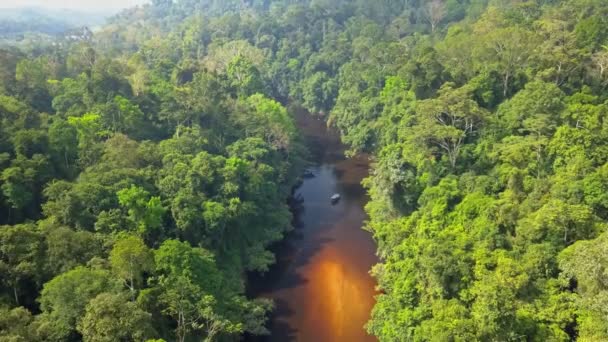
[303,169,315,178]
[331,193,341,204]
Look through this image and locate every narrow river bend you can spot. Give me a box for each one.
[248,109,378,341]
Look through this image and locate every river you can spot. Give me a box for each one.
[247,109,378,341]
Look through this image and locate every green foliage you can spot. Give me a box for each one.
[227,56,265,97]
[0,306,37,342]
[154,239,221,293]
[0,2,304,341]
[154,240,248,341]
[77,292,155,342]
[38,267,122,339]
[1,154,51,215]
[559,232,608,340]
[1,0,608,341]
[240,94,297,151]
[414,82,488,168]
[0,224,44,305]
[117,185,166,235]
[320,1,608,341]
[301,71,338,114]
[67,113,107,167]
[41,221,102,276]
[109,234,154,296]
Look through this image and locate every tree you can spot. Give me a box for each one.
[127,54,150,96]
[12,129,49,158]
[77,292,155,342]
[559,232,608,341]
[15,57,53,112]
[0,224,44,305]
[2,165,34,213]
[473,14,537,97]
[533,17,582,87]
[48,119,78,176]
[154,239,221,293]
[50,75,90,117]
[1,154,51,217]
[66,43,96,76]
[157,276,241,342]
[591,46,608,87]
[109,234,154,299]
[154,240,235,342]
[517,200,598,247]
[414,83,488,168]
[38,267,122,340]
[0,306,36,342]
[471,252,530,340]
[102,96,145,135]
[227,56,264,97]
[67,113,107,167]
[117,185,166,236]
[498,79,565,133]
[574,15,608,51]
[203,40,265,75]
[301,71,338,114]
[237,94,296,151]
[42,222,102,276]
[422,0,446,33]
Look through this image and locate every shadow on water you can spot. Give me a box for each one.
[266,298,298,340]
[245,108,378,342]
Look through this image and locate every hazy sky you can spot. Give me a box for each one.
[0,0,149,10]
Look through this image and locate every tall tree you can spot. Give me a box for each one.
[109,234,154,299]
[414,83,488,168]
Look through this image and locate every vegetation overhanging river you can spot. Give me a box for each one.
[247,109,378,341]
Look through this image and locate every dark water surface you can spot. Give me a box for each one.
[247,110,378,341]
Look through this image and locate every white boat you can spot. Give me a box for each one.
[331,194,341,203]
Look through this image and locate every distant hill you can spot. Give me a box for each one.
[0,7,115,37]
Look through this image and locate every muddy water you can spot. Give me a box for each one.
[248,110,378,341]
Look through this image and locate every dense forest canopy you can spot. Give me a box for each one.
[1,0,608,341]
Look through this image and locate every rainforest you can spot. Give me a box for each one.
[1,0,608,341]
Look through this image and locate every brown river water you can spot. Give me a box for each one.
[247,110,378,342]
